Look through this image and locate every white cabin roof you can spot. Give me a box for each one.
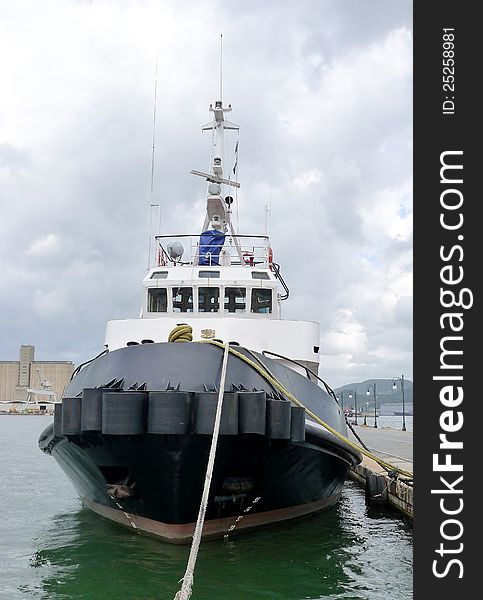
[143,265,277,286]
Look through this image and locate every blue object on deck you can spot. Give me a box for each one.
[199,230,225,265]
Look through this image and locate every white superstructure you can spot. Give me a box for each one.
[105,98,320,375]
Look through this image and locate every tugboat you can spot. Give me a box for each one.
[39,94,361,543]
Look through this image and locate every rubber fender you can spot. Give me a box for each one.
[266,399,291,439]
[290,405,306,442]
[61,397,82,435]
[102,391,147,435]
[365,473,388,505]
[53,403,63,437]
[147,391,191,434]
[193,391,239,435]
[81,388,106,431]
[238,391,266,435]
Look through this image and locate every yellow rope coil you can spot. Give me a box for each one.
[168,324,193,343]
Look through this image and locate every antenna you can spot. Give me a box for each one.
[219,34,223,102]
[150,59,158,203]
[269,191,272,235]
[147,58,159,269]
[264,193,272,236]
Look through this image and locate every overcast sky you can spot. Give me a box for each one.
[0,0,412,387]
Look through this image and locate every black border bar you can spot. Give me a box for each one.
[414,3,479,596]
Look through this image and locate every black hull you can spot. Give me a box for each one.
[39,342,361,542]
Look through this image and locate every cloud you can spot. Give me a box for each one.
[26,234,61,257]
[31,288,72,320]
[320,309,368,355]
[0,0,412,385]
[0,143,31,170]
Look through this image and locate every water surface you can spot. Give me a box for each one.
[0,416,412,599]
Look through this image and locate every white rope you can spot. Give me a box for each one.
[173,343,230,600]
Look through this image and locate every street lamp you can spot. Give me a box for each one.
[366,382,378,428]
[392,375,407,431]
[348,390,358,425]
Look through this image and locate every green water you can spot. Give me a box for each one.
[0,416,412,599]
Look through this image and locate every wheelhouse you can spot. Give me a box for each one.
[142,265,279,318]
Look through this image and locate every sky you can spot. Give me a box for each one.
[0,0,412,387]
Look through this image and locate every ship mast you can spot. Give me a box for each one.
[190,101,240,233]
[190,38,243,260]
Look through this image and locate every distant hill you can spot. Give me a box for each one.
[333,378,413,405]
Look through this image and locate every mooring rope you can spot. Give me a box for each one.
[167,323,411,481]
[204,340,413,480]
[173,341,230,600]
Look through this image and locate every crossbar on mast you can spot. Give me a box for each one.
[190,169,240,188]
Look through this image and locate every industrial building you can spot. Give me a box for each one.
[0,345,74,409]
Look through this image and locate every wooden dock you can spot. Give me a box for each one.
[347,425,413,519]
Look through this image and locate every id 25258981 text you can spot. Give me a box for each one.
[442,28,455,115]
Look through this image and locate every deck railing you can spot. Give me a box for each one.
[154,234,271,268]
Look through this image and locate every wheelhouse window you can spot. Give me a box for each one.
[224,287,246,313]
[198,287,219,312]
[198,271,220,278]
[148,288,167,312]
[150,271,168,279]
[251,288,272,314]
[172,287,193,312]
[251,271,270,280]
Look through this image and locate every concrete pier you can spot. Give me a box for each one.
[348,425,413,519]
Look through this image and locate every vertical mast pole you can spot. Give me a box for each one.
[147,58,159,269]
[220,34,223,103]
[214,34,225,181]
